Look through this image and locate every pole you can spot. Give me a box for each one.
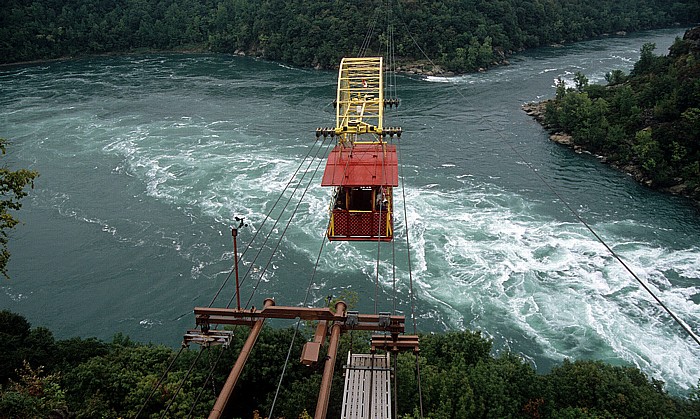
[315,301,347,419]
[232,227,241,310]
[208,298,275,419]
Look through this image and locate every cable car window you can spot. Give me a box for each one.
[348,187,372,211]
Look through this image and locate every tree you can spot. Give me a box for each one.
[573,71,589,92]
[632,42,658,75]
[604,69,627,85]
[0,138,38,278]
[0,361,68,418]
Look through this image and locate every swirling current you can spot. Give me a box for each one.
[1,28,698,393]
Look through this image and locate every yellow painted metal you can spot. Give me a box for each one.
[326,56,399,241]
[335,57,384,145]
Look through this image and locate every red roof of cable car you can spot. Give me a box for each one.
[321,143,398,187]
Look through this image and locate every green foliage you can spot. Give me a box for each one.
[0,311,58,386]
[1,0,700,73]
[0,311,696,417]
[545,359,685,417]
[604,69,627,85]
[0,138,38,278]
[574,72,589,92]
[542,28,700,197]
[0,361,68,419]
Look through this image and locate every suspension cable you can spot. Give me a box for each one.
[238,138,333,311]
[186,345,226,419]
[396,141,418,336]
[160,347,205,419]
[392,232,397,316]
[359,11,379,57]
[224,137,330,309]
[135,345,186,418]
[268,232,330,418]
[394,7,700,348]
[386,6,425,415]
[209,138,327,307]
[374,135,389,314]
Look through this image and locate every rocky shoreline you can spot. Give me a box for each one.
[522,101,699,208]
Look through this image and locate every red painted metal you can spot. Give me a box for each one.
[315,301,347,419]
[208,298,275,419]
[321,143,398,187]
[301,320,328,365]
[193,306,406,334]
[232,227,241,310]
[328,210,392,241]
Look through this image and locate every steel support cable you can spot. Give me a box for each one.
[360,12,379,57]
[188,141,330,417]
[505,142,700,346]
[385,0,398,100]
[268,230,330,418]
[375,13,424,415]
[208,138,326,308]
[186,345,226,419]
[375,220,382,314]
[135,345,186,418]
[233,137,330,310]
[239,138,332,311]
[395,143,418,336]
[160,347,205,419]
[384,0,392,97]
[269,132,357,416]
[392,230,397,316]
[374,138,389,314]
[397,140,425,418]
[383,5,400,317]
[396,17,700,349]
[225,137,331,309]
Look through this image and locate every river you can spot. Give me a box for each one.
[1,28,698,393]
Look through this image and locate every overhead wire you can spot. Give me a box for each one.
[386,0,424,418]
[135,345,186,418]
[238,137,333,311]
[268,228,330,418]
[176,130,332,419]
[147,122,330,419]
[374,134,389,314]
[208,137,329,308]
[183,3,427,417]
[185,139,332,409]
[160,347,204,419]
[187,346,226,419]
[359,11,379,57]
[393,4,700,348]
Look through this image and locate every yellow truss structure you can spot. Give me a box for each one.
[316,56,401,145]
[335,57,384,144]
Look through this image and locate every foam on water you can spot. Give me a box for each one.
[1,30,698,393]
[389,183,700,391]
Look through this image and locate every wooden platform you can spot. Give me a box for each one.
[341,353,392,419]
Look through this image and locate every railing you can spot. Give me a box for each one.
[327,209,392,241]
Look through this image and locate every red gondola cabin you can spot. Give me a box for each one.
[318,57,401,242]
[322,143,398,241]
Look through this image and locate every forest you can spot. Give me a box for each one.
[541,26,700,204]
[2,0,700,72]
[1,310,698,418]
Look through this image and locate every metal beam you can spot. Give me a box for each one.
[194,306,406,334]
[371,334,420,353]
[208,298,275,419]
[315,301,347,419]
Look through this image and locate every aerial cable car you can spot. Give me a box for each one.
[318,57,402,241]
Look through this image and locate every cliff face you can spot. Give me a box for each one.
[683,26,700,50]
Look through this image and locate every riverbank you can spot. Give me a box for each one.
[523,101,700,209]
